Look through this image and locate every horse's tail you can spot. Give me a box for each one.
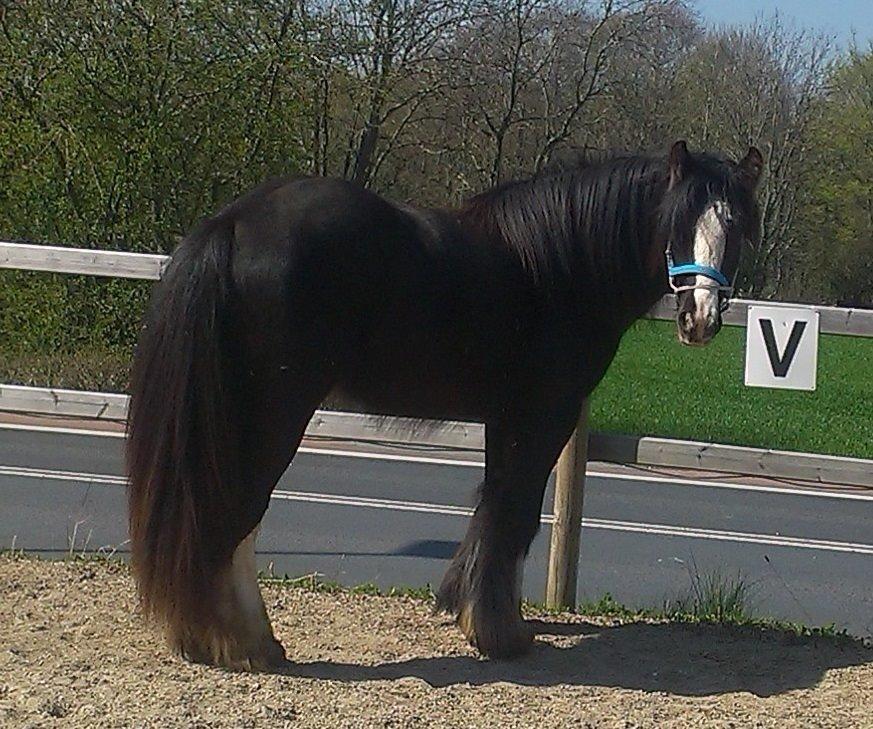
[126,219,240,649]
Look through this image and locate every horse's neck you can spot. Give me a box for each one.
[460,162,669,324]
[576,202,668,328]
[625,235,669,322]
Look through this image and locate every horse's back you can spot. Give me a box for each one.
[218,176,524,420]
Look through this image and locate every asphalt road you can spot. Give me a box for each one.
[1,421,871,637]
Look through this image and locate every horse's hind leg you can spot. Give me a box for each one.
[206,525,284,670]
[437,411,577,659]
[181,370,329,671]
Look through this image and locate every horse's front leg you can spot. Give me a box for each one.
[437,412,578,658]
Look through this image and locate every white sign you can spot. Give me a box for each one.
[745,305,819,391]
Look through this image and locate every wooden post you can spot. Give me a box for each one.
[545,399,590,610]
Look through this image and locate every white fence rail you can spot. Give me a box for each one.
[646,295,873,337]
[2,382,871,489]
[4,240,873,335]
[0,242,167,280]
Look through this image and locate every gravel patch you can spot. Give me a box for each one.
[1,556,871,728]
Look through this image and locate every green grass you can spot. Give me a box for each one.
[531,574,854,642]
[591,319,873,459]
[256,567,436,601]
[663,566,753,624]
[0,346,132,393]
[255,564,857,641]
[257,566,858,642]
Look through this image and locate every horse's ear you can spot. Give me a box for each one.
[739,146,764,189]
[667,140,689,187]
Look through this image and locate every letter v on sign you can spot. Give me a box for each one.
[759,319,806,377]
[744,305,819,391]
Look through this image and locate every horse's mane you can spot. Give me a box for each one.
[462,154,664,287]
[462,151,747,294]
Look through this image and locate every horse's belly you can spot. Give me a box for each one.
[332,351,494,423]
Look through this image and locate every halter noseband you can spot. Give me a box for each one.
[665,248,733,296]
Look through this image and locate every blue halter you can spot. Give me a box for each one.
[665,250,733,293]
[667,262,730,288]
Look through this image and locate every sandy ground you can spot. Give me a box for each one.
[1,557,871,728]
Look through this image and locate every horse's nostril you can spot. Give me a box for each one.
[680,312,694,331]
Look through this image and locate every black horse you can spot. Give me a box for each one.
[127,141,763,670]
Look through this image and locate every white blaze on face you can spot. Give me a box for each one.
[691,200,730,331]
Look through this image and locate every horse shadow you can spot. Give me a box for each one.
[272,618,871,698]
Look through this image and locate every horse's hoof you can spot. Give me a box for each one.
[457,603,534,659]
[177,632,287,672]
[260,636,288,667]
[231,635,287,672]
[480,622,535,660]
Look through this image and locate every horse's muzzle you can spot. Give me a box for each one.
[677,312,721,346]
[677,291,722,346]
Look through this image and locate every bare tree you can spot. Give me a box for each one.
[669,18,832,296]
[419,0,686,194]
[303,0,473,187]
[532,0,688,170]
[589,1,700,150]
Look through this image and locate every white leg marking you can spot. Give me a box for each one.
[206,525,287,668]
[230,532,266,624]
[227,528,272,642]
